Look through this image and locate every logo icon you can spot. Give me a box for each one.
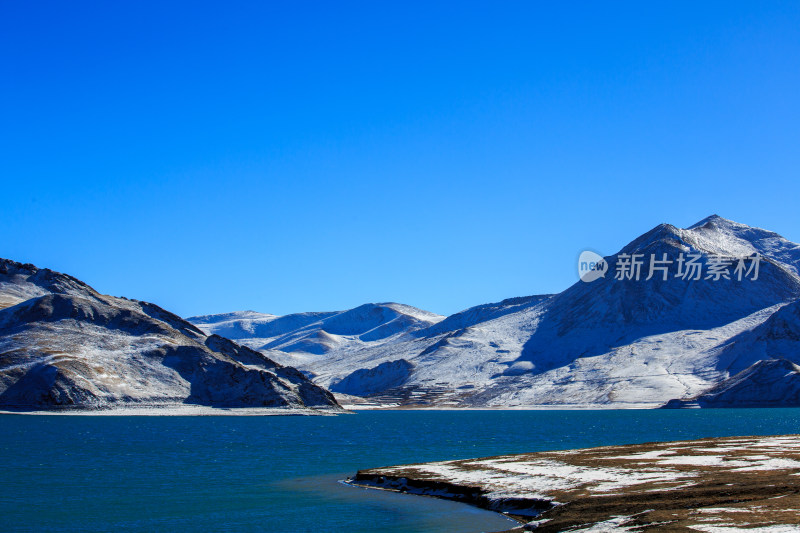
[578,250,608,283]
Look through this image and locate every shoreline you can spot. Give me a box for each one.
[341,404,665,411]
[0,405,346,416]
[341,479,531,532]
[347,434,800,531]
[5,403,781,415]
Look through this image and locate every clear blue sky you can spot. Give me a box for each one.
[2,1,799,317]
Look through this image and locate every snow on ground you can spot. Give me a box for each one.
[0,405,339,416]
[689,526,800,533]
[351,435,800,531]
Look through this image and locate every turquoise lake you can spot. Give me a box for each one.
[2,409,800,532]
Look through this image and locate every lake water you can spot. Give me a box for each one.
[2,409,800,532]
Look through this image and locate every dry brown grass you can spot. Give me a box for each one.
[353,435,800,531]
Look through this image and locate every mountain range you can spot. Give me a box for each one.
[191,215,800,408]
[4,215,799,411]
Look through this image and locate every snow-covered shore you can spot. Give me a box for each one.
[348,435,800,531]
[0,404,344,416]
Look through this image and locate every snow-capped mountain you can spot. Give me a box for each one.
[189,303,445,367]
[0,259,340,411]
[192,216,800,408]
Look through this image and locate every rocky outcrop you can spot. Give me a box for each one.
[330,359,414,396]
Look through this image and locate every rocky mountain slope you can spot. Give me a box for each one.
[192,215,800,408]
[0,259,340,411]
[663,358,800,408]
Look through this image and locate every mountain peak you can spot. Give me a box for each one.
[687,214,742,230]
[614,216,798,273]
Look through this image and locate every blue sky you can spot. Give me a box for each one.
[2,1,799,317]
